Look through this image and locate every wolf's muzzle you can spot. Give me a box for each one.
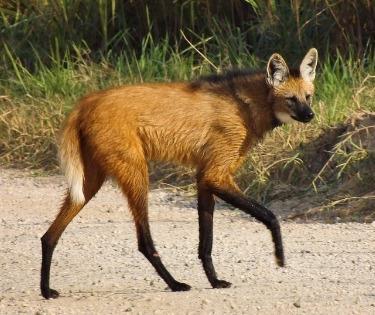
[292,105,314,123]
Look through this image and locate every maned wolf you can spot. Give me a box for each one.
[41,48,318,299]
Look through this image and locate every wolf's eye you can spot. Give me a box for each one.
[306,94,312,102]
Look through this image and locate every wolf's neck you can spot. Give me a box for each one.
[231,75,279,139]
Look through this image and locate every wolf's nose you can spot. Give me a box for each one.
[306,111,314,119]
[301,109,314,122]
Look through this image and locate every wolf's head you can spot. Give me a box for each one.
[267,48,318,124]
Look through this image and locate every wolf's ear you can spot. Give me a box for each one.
[300,48,318,82]
[266,53,289,87]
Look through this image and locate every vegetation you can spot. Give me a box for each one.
[0,1,374,220]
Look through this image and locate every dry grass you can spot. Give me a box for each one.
[0,96,64,170]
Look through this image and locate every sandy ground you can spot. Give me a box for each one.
[1,169,375,315]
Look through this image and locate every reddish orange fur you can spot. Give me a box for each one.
[51,70,315,229]
[76,79,271,194]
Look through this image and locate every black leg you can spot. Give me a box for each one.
[211,187,285,267]
[40,169,104,299]
[136,221,191,292]
[40,195,84,299]
[41,237,60,299]
[198,187,231,288]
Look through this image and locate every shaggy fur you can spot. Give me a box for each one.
[40,49,318,299]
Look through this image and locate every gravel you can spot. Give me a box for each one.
[1,168,375,314]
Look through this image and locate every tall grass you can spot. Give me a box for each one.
[1,0,373,69]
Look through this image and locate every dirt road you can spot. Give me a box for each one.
[1,169,375,314]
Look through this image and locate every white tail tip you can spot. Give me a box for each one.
[70,180,85,204]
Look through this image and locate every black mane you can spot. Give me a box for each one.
[196,69,263,84]
[190,67,301,89]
